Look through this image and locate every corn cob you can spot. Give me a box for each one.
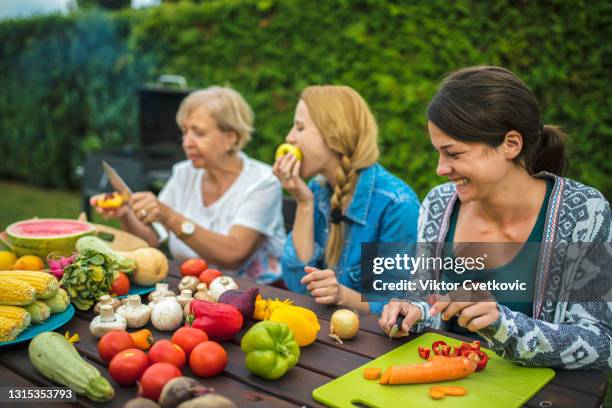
[0,277,37,306]
[42,288,69,314]
[0,271,59,299]
[0,315,26,342]
[0,306,31,331]
[24,301,51,324]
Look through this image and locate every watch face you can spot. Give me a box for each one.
[182,221,195,235]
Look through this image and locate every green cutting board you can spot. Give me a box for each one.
[313,333,554,408]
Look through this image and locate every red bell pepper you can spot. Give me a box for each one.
[418,346,431,359]
[187,300,244,341]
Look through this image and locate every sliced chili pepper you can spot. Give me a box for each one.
[450,345,461,357]
[469,340,481,351]
[418,346,431,359]
[461,349,479,359]
[439,344,451,357]
[474,350,488,371]
[431,340,448,355]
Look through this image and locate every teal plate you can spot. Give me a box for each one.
[0,304,75,347]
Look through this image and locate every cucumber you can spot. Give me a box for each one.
[28,332,114,402]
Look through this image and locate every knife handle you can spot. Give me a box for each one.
[151,221,169,243]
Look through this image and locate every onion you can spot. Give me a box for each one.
[329,309,360,344]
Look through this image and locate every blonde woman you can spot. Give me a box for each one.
[94,86,286,284]
[274,85,420,313]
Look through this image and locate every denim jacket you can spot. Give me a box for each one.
[281,163,420,314]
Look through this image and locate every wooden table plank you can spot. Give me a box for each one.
[0,367,74,408]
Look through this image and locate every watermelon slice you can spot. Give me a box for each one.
[6,219,96,258]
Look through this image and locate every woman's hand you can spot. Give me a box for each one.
[379,301,423,337]
[301,267,345,305]
[130,192,173,225]
[90,193,130,220]
[429,290,499,332]
[273,153,313,204]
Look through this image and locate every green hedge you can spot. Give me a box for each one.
[1,0,610,199]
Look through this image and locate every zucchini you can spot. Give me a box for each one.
[28,332,114,402]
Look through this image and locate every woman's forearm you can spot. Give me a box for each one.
[119,211,158,247]
[291,201,315,262]
[165,213,261,270]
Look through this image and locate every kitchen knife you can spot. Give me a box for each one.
[389,314,405,340]
[101,160,169,243]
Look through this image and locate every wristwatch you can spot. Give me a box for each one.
[178,220,196,239]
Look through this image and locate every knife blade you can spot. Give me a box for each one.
[102,161,132,201]
[101,160,169,243]
[389,314,405,340]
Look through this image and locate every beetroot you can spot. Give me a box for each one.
[218,288,259,321]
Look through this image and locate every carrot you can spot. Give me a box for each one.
[129,329,154,350]
[363,367,382,380]
[382,356,477,385]
[429,389,445,400]
[430,386,467,398]
[379,367,392,384]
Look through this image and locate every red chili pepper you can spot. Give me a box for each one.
[431,340,448,355]
[418,346,431,359]
[469,340,481,351]
[450,345,461,357]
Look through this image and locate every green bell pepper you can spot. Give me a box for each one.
[241,321,300,380]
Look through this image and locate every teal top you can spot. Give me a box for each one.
[443,180,553,336]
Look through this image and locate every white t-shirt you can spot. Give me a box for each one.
[158,152,286,283]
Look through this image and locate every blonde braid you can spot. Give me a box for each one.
[325,155,358,267]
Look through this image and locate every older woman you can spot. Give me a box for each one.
[379,66,611,369]
[94,86,286,284]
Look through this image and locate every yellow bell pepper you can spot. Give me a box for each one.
[269,304,320,347]
[253,295,320,347]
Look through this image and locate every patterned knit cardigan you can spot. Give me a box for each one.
[409,172,611,369]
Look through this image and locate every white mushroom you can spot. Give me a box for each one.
[208,276,238,301]
[90,304,127,338]
[147,282,175,302]
[93,294,121,315]
[177,290,193,308]
[178,276,199,293]
[116,295,151,329]
[151,297,183,331]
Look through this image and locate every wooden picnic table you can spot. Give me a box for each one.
[0,261,608,408]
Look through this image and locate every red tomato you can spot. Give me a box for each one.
[198,269,222,286]
[108,348,149,386]
[138,363,182,401]
[189,341,227,378]
[180,259,208,276]
[111,272,130,297]
[98,330,135,362]
[148,339,186,368]
[171,327,209,357]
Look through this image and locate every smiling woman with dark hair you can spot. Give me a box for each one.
[379,66,611,369]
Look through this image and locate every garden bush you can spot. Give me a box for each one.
[0,0,609,199]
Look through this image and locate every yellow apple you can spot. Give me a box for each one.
[275,143,303,161]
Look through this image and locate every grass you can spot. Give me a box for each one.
[1,179,611,405]
[0,179,117,230]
